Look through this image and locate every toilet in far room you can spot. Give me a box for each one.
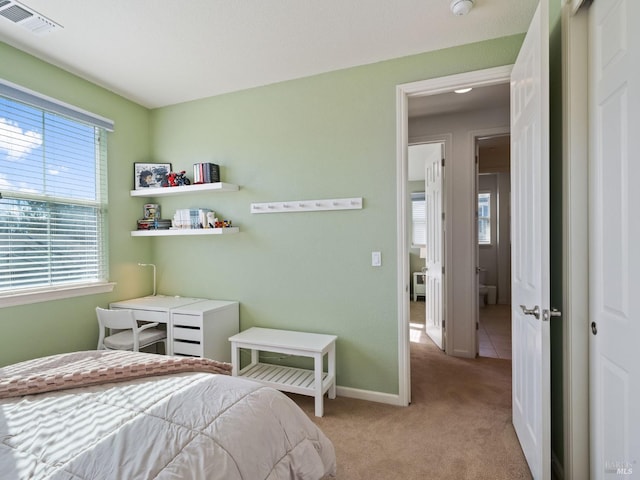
[478,269,497,307]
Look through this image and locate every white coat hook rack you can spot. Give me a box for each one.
[251,197,363,214]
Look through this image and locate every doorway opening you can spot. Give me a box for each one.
[396,65,513,406]
[408,140,446,349]
[475,133,511,359]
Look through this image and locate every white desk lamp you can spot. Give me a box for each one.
[138,263,157,296]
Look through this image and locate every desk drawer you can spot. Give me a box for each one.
[172,313,201,328]
[173,326,201,342]
[173,340,202,357]
[119,309,168,324]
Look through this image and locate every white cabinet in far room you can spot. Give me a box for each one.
[171,300,239,362]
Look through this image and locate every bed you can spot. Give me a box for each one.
[0,350,336,479]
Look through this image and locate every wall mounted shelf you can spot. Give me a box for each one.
[130,182,239,197]
[250,197,362,214]
[131,227,239,237]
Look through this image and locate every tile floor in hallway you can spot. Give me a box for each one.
[410,301,512,359]
[478,304,511,359]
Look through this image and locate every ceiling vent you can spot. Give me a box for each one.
[0,0,61,35]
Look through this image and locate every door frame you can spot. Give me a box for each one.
[396,65,513,406]
[560,2,589,479]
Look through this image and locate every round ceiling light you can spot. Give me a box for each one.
[450,0,474,16]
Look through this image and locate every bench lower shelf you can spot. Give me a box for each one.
[238,362,334,398]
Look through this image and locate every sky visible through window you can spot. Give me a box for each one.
[0,97,97,201]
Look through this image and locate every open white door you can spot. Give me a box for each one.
[589,0,640,476]
[510,1,551,479]
[425,143,444,349]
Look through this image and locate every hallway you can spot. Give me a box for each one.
[410,301,512,359]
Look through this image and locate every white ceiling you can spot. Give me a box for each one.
[0,0,538,109]
[408,82,510,118]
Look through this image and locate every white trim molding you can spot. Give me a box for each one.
[0,282,116,308]
[336,386,404,406]
[561,2,590,478]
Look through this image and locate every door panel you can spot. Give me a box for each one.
[589,0,640,476]
[510,1,551,478]
[425,143,444,349]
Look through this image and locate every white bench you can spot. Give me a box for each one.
[229,327,337,417]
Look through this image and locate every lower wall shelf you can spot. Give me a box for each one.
[238,362,332,398]
[131,227,239,237]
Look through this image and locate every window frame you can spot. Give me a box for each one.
[0,79,115,307]
[411,191,426,248]
[478,191,492,246]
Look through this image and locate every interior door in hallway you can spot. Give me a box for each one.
[425,142,444,350]
[589,0,640,476]
[510,1,551,479]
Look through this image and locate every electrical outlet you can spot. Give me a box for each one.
[372,251,382,267]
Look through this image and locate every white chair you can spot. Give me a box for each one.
[96,307,167,353]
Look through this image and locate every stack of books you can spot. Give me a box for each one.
[172,209,215,229]
[193,163,220,184]
[137,219,171,230]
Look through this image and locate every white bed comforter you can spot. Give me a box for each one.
[0,367,336,479]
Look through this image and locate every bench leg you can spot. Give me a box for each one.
[328,345,336,400]
[314,354,323,417]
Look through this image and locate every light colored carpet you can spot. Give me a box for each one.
[288,302,532,479]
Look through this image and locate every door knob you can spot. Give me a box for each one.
[542,308,562,322]
[520,304,540,320]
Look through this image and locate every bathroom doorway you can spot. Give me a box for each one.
[475,133,511,359]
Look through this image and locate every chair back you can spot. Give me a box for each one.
[96,307,137,331]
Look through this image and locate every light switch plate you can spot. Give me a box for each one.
[372,251,382,267]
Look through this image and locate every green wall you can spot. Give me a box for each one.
[0,42,153,365]
[0,35,524,394]
[147,35,524,394]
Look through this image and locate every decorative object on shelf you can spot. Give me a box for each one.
[172,208,224,229]
[134,163,171,190]
[193,163,220,184]
[143,204,160,220]
[250,197,363,214]
[165,170,191,187]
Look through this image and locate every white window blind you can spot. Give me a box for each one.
[478,192,491,245]
[0,80,111,294]
[411,192,426,246]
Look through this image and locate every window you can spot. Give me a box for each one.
[0,80,114,304]
[478,192,491,245]
[411,192,426,246]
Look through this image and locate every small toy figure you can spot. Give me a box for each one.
[165,170,191,187]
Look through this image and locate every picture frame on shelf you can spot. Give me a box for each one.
[134,162,171,190]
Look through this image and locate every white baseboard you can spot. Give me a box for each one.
[336,385,405,406]
[552,450,564,480]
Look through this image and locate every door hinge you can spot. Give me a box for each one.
[442,320,446,329]
[441,212,445,221]
[476,322,479,330]
[442,266,445,275]
[441,158,445,167]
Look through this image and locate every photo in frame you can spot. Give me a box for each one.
[134,163,171,190]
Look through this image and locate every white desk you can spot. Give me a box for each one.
[229,327,337,417]
[109,295,239,361]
